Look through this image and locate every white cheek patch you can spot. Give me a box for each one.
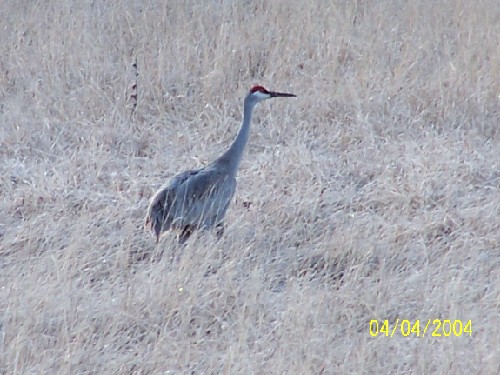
[254,91,271,100]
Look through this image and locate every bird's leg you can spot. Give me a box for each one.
[178,226,193,245]
[216,222,225,240]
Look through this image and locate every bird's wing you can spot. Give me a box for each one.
[170,166,237,228]
[145,165,236,239]
[169,169,201,190]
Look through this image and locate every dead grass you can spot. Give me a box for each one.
[1,0,499,374]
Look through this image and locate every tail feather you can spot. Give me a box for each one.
[144,168,200,242]
[144,187,170,241]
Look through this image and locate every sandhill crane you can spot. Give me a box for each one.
[145,85,296,244]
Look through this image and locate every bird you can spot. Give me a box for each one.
[144,85,296,244]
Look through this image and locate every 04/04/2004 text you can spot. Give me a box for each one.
[369,319,472,338]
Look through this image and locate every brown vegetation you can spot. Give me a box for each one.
[1,1,499,373]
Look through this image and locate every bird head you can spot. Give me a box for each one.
[247,85,296,103]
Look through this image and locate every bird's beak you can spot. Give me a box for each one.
[269,91,296,98]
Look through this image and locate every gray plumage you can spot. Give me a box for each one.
[145,85,296,243]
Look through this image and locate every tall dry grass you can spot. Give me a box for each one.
[0,0,499,373]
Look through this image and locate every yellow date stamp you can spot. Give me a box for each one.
[369,319,472,337]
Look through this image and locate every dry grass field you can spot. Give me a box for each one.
[1,1,499,374]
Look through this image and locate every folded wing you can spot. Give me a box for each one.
[145,166,236,242]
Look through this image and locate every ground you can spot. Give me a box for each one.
[0,1,499,374]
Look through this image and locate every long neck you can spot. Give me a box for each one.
[218,97,255,175]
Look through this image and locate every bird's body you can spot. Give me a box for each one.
[145,163,236,243]
[145,85,296,243]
